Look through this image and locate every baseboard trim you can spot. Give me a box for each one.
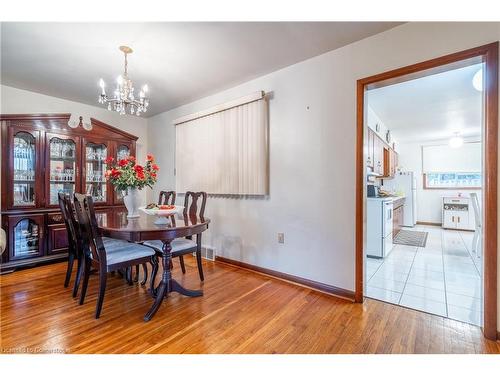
[215,256,355,302]
[416,221,442,227]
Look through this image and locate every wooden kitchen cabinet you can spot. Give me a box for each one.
[384,147,397,178]
[367,127,398,177]
[392,198,405,237]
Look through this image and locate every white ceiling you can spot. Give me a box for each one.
[1,22,400,117]
[367,63,483,143]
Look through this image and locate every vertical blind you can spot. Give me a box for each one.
[175,94,268,195]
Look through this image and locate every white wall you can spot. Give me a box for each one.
[148,22,500,322]
[395,139,482,224]
[0,85,150,206]
[367,105,398,148]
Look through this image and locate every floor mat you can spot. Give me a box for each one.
[393,230,428,247]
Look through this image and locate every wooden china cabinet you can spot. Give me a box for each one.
[1,114,137,272]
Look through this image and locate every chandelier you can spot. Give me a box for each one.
[98,46,149,116]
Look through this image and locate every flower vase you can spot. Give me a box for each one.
[123,187,140,218]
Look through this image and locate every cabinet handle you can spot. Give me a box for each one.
[458,216,460,223]
[452,216,455,223]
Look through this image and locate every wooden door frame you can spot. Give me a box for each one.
[355,42,499,340]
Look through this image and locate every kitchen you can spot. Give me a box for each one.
[363,63,484,325]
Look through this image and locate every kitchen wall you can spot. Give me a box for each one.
[367,105,397,148]
[148,22,500,305]
[0,85,150,208]
[394,138,482,224]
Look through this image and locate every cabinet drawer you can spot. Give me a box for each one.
[47,212,65,225]
[47,225,69,254]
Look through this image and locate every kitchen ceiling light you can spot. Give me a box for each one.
[472,68,483,92]
[449,132,464,148]
[98,46,149,116]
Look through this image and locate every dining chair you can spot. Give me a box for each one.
[470,193,482,258]
[144,191,207,285]
[158,190,176,205]
[128,190,176,283]
[73,193,156,319]
[58,192,83,297]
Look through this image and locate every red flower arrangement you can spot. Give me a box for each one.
[104,154,159,191]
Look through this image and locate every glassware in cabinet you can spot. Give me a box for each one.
[114,143,132,203]
[85,142,108,203]
[12,131,37,207]
[8,215,45,260]
[48,137,77,205]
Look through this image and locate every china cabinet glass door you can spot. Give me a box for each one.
[117,144,131,161]
[8,215,45,260]
[114,143,132,204]
[46,134,79,206]
[12,131,37,207]
[85,141,109,204]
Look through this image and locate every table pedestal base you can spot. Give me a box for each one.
[144,241,203,322]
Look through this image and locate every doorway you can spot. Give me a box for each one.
[355,43,498,340]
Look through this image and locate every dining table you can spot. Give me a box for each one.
[96,208,210,321]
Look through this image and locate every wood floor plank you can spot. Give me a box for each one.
[1,258,499,354]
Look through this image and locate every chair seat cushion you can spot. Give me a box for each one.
[102,237,128,246]
[104,242,155,266]
[143,238,197,253]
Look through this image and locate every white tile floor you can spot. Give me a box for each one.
[365,225,482,326]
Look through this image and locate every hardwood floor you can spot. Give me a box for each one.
[1,257,499,354]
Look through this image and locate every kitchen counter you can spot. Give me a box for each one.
[367,196,406,203]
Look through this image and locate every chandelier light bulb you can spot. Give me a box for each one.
[142,84,148,93]
[99,78,106,96]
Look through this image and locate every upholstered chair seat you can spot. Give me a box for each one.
[143,238,197,253]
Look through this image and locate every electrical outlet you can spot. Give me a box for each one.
[278,233,285,244]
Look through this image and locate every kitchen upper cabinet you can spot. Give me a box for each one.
[367,127,398,177]
[383,147,398,178]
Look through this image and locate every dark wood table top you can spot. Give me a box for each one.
[96,209,210,243]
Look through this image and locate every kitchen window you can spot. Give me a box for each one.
[423,172,481,189]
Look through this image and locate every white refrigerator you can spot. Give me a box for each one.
[382,171,417,227]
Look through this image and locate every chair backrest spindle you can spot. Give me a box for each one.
[74,193,106,265]
[158,191,176,205]
[183,191,207,217]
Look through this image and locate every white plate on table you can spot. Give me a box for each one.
[139,205,184,224]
